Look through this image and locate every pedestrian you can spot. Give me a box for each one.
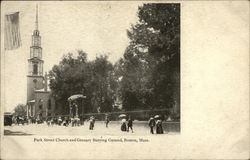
[75,116,80,126]
[156,119,164,134]
[46,118,50,126]
[81,116,85,126]
[65,117,69,126]
[105,115,110,128]
[89,116,95,130]
[58,117,62,126]
[51,117,54,126]
[127,117,133,133]
[16,116,20,125]
[70,117,74,127]
[121,118,127,132]
[148,116,156,134]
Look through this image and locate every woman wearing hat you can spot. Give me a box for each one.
[121,118,127,131]
[156,118,164,134]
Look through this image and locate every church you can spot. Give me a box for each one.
[26,6,56,120]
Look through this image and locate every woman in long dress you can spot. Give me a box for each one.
[121,118,127,131]
[156,119,164,134]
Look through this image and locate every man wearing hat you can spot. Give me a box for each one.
[148,116,156,134]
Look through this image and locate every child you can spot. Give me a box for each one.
[105,116,110,128]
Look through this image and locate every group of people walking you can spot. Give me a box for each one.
[46,116,82,127]
[120,117,133,133]
[12,114,165,134]
[148,116,164,134]
[12,116,44,125]
[46,114,165,134]
[119,115,164,134]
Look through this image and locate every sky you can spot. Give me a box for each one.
[1,1,142,112]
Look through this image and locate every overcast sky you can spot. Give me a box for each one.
[1,1,142,112]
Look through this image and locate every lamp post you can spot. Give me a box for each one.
[69,101,72,118]
[75,103,78,117]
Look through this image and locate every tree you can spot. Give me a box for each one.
[119,4,180,111]
[49,50,116,115]
[89,55,116,112]
[14,104,27,117]
[49,50,90,114]
[115,44,151,111]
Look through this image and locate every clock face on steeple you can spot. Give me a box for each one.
[33,79,37,83]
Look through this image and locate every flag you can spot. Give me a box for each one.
[4,12,21,50]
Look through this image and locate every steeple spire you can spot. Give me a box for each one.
[35,4,38,30]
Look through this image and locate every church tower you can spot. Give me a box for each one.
[27,5,44,101]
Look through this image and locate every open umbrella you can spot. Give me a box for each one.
[154,115,160,119]
[119,114,126,118]
[68,94,86,101]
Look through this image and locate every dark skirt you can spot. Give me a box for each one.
[156,125,164,134]
[89,121,94,130]
[121,123,127,131]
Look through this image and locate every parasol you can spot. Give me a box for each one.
[68,94,86,101]
[119,114,126,118]
[154,115,160,119]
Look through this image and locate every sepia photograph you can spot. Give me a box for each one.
[1,1,249,160]
[3,2,180,136]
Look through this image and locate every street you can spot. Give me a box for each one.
[4,121,180,136]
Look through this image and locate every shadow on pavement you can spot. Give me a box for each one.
[4,129,33,136]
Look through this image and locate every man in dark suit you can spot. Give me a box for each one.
[148,117,156,134]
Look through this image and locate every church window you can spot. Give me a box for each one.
[34,49,38,57]
[38,49,41,58]
[39,104,42,110]
[33,64,38,75]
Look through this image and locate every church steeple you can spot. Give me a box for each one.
[27,5,45,102]
[33,4,40,37]
[35,4,38,31]
[28,4,43,76]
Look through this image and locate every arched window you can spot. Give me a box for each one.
[33,63,38,75]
